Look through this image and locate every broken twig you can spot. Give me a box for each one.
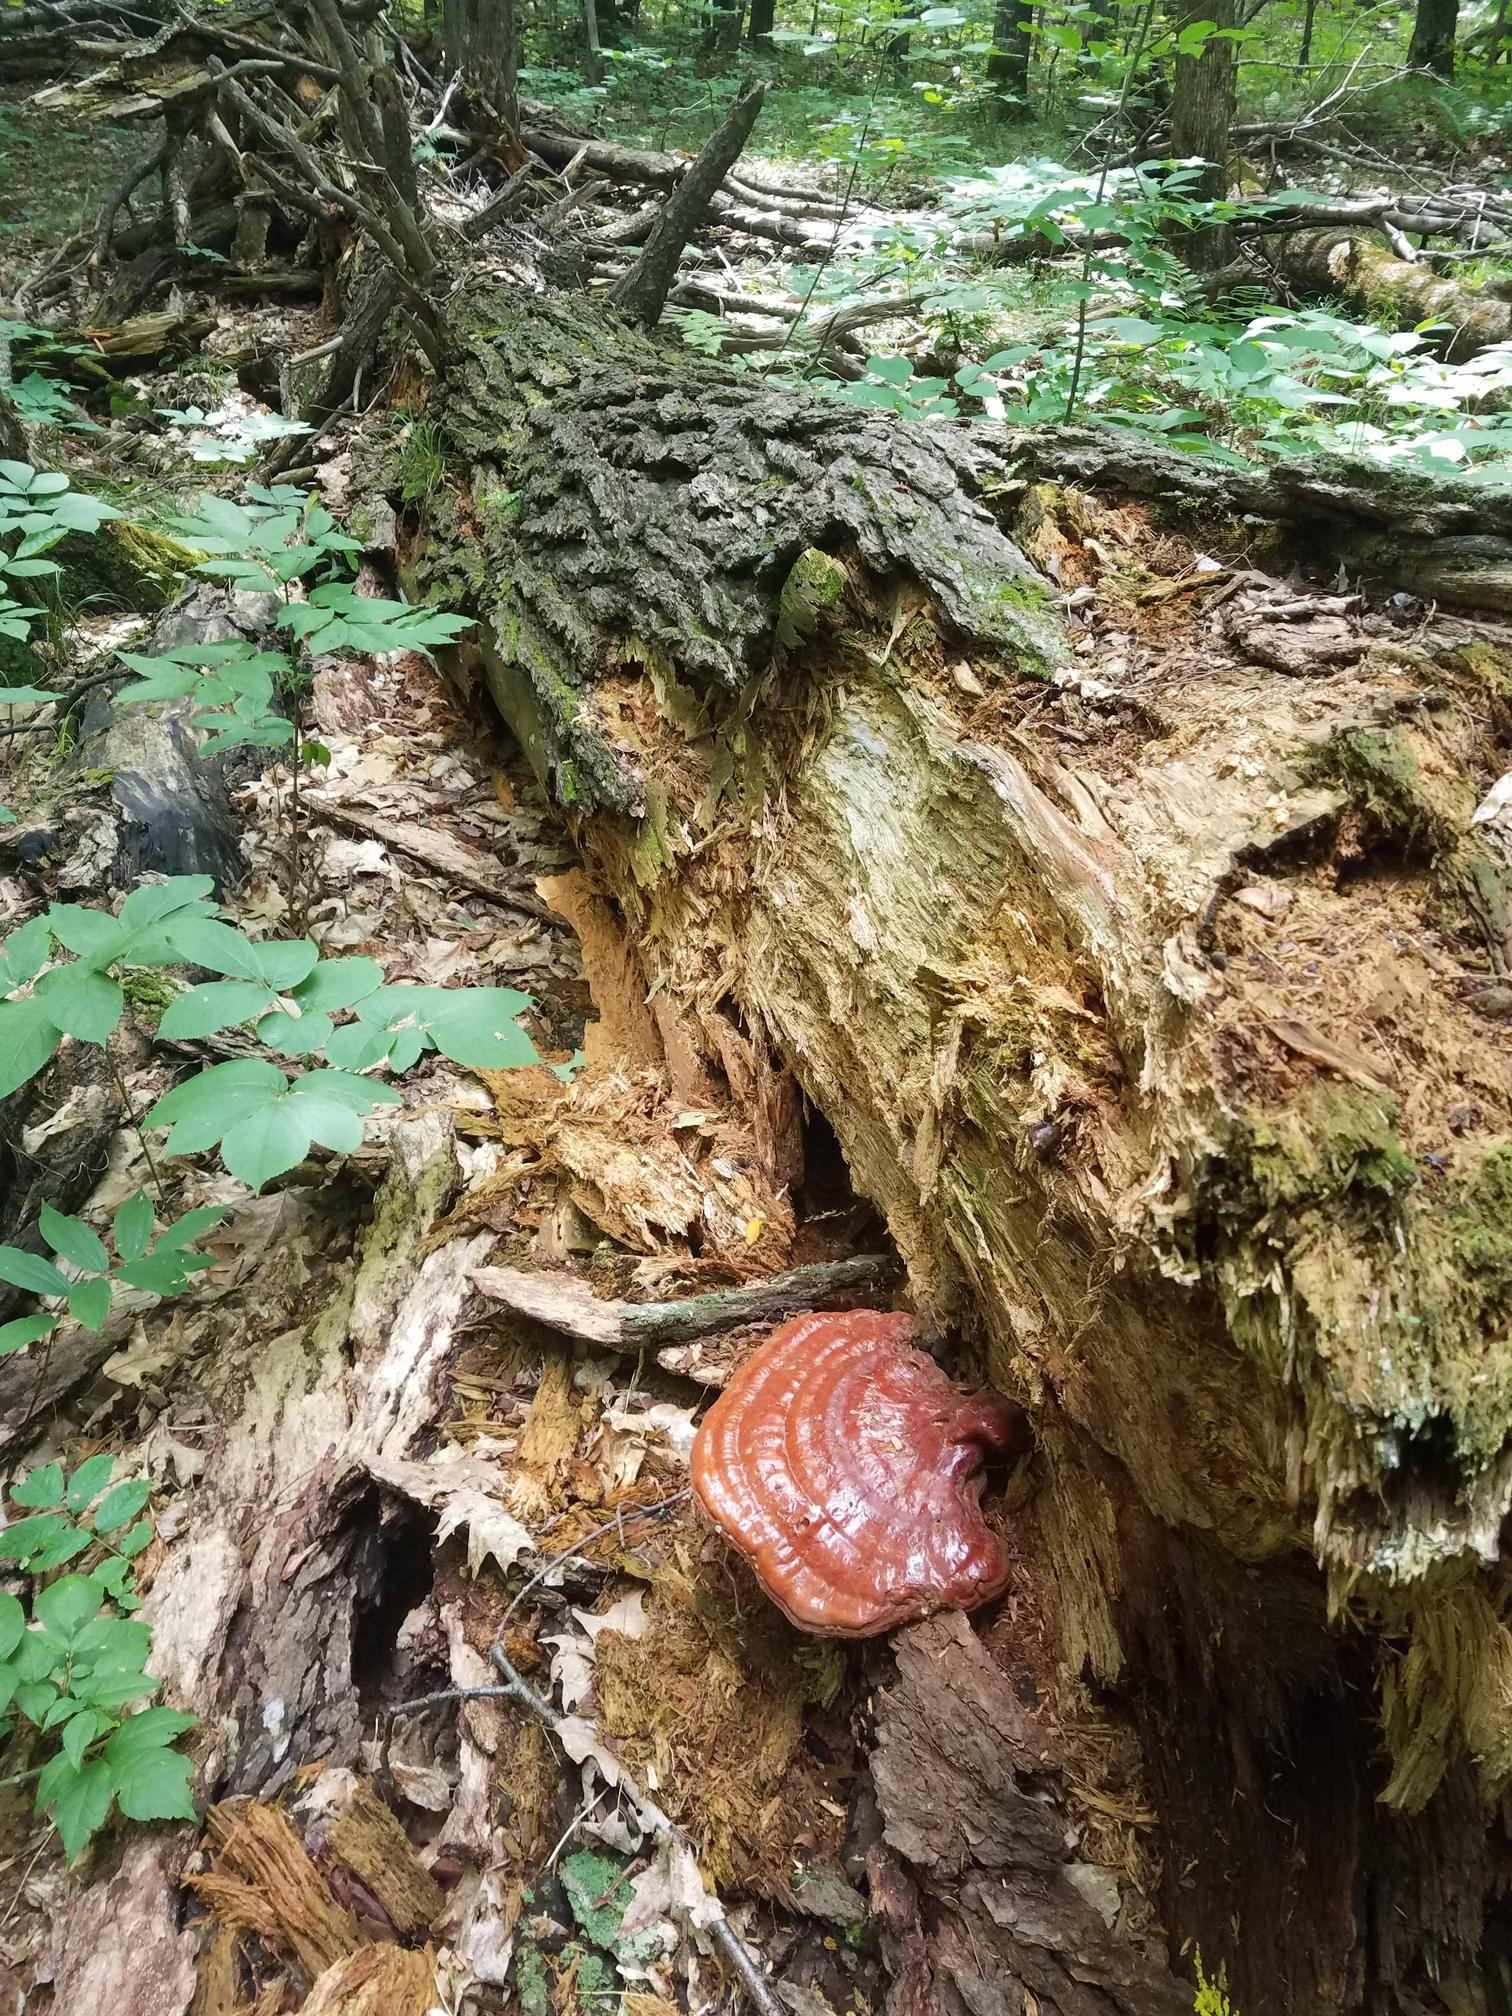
[486,1641,787,2016]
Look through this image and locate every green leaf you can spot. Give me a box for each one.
[218,1102,317,1192]
[114,1519,152,1559]
[0,1245,69,1297]
[291,956,384,1014]
[109,1740,196,1825]
[28,1524,93,1571]
[158,979,277,1040]
[323,1023,396,1070]
[35,1575,105,1645]
[0,1314,56,1357]
[12,1461,64,1507]
[289,1068,402,1115]
[71,1669,154,1710]
[147,1057,288,1149]
[40,1203,109,1273]
[63,1708,109,1769]
[0,996,62,1098]
[159,921,317,990]
[0,914,51,991]
[67,1275,113,1331]
[114,1251,206,1296]
[112,1192,154,1263]
[45,904,125,963]
[0,1663,17,1717]
[359,984,539,1070]
[72,1614,150,1670]
[0,1592,24,1658]
[104,1706,196,1758]
[66,1453,115,1511]
[118,876,216,928]
[257,1011,332,1057]
[16,1680,58,1722]
[157,1205,227,1250]
[37,1753,113,1862]
[0,1512,67,1561]
[93,1479,149,1534]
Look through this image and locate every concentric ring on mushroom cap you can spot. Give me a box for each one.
[691,1309,1020,1637]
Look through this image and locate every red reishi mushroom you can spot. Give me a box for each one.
[691,1308,1025,1638]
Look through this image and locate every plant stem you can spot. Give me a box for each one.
[288,719,304,934]
[106,1051,168,1209]
[1063,0,1158,423]
[767,59,883,381]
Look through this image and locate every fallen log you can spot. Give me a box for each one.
[413,279,1512,2016]
[1001,420,1512,608]
[1254,224,1512,357]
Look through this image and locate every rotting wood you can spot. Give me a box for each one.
[871,1611,1190,2016]
[471,1254,898,1351]
[41,1114,498,2009]
[412,278,1512,2016]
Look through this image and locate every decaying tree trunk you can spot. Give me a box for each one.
[1263,226,1512,358]
[411,285,1512,2015]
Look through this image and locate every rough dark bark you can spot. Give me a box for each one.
[747,0,775,43]
[443,0,519,127]
[414,285,1512,2016]
[872,1613,1190,2016]
[704,0,744,54]
[1410,0,1459,71]
[1170,0,1237,269]
[986,0,1033,114]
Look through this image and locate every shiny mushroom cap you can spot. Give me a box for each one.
[691,1309,1025,1638]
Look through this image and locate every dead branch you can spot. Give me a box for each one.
[471,1254,898,1351]
[484,1643,787,2016]
[608,74,765,328]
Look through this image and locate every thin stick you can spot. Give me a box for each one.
[499,1488,691,1635]
[487,1642,785,2016]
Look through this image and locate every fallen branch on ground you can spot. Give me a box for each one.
[471,1254,898,1351]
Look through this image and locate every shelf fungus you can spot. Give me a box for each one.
[691,1309,1024,1637]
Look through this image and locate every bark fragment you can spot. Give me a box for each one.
[871,1612,1189,2016]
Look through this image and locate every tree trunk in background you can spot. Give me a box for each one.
[442,0,519,130]
[987,0,1033,114]
[1410,0,1459,71]
[415,282,1512,2016]
[582,0,603,83]
[747,0,775,43]
[1170,0,1236,269]
[704,0,744,55]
